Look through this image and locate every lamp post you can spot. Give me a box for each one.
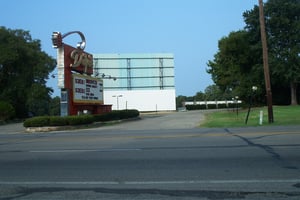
[245,86,257,124]
[112,95,123,110]
[235,96,239,117]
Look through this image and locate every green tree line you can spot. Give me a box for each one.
[0,26,59,119]
[176,85,226,108]
[207,0,300,106]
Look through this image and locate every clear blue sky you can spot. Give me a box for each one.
[1,0,258,97]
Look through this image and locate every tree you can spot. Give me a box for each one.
[176,95,187,108]
[0,101,15,121]
[0,27,56,117]
[208,0,300,105]
[195,91,206,101]
[26,83,52,116]
[204,85,224,101]
[207,31,264,103]
[243,0,300,105]
[265,0,300,105]
[49,96,61,116]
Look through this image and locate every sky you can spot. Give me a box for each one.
[1,0,258,97]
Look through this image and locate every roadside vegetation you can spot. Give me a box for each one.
[23,109,139,127]
[177,0,300,114]
[201,106,300,128]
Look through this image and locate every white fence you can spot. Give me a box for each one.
[183,100,242,107]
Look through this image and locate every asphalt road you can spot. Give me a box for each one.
[0,111,300,199]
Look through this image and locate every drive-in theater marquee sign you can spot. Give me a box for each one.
[73,74,103,104]
[52,31,111,116]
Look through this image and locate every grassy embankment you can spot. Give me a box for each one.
[201,105,300,127]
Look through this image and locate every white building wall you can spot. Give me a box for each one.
[104,89,176,111]
[93,53,176,112]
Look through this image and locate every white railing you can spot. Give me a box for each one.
[184,100,242,105]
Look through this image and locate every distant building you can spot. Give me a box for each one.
[93,53,176,112]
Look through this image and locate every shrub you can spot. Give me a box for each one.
[23,116,49,127]
[94,109,140,122]
[186,104,206,110]
[66,115,94,125]
[94,111,119,122]
[199,105,207,110]
[186,104,233,110]
[49,116,68,126]
[105,111,122,121]
[218,104,227,109]
[0,101,15,121]
[228,103,235,108]
[23,109,140,127]
[93,113,109,122]
[185,105,196,110]
[120,109,140,119]
[207,104,217,109]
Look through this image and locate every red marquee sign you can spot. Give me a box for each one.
[52,31,111,116]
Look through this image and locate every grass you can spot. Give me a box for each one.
[201,105,300,127]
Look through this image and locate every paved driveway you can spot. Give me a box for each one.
[0,122,25,134]
[0,110,209,134]
[99,110,209,131]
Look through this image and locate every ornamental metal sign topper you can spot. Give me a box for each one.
[51,31,110,116]
[52,31,93,79]
[52,31,86,50]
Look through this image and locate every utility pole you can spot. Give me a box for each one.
[258,0,274,123]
